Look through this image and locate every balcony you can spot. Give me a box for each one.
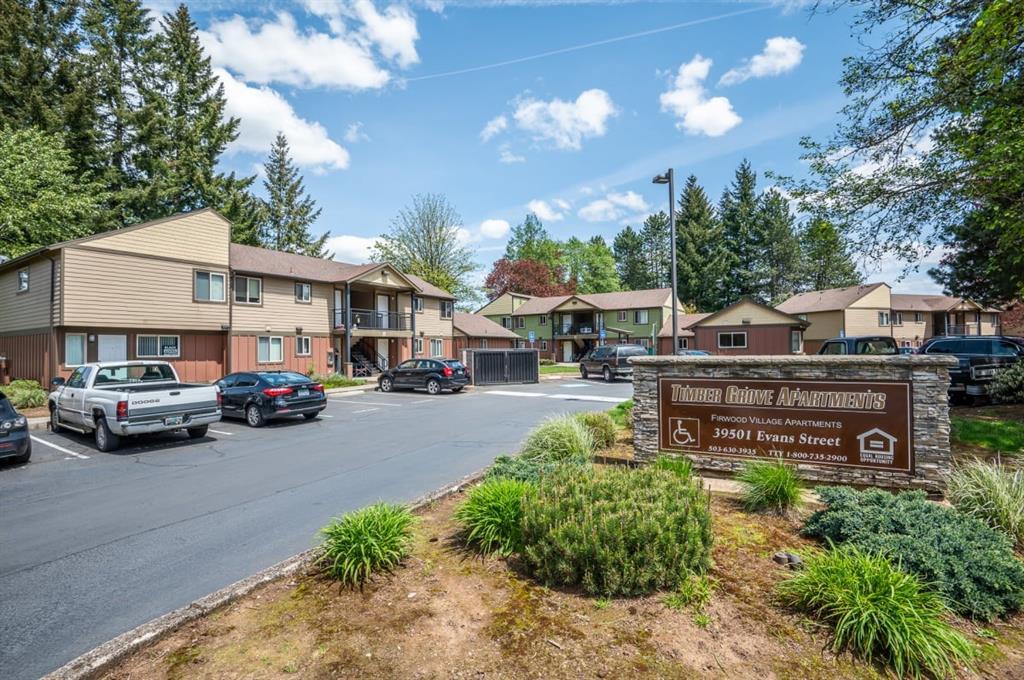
[941,323,999,336]
[555,324,600,336]
[334,308,411,331]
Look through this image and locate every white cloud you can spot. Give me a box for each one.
[217,68,350,171]
[498,145,525,163]
[301,0,420,66]
[578,190,650,222]
[512,89,617,150]
[480,115,508,142]
[479,219,511,239]
[344,121,371,143]
[719,36,805,86]
[325,234,379,263]
[660,55,741,137]
[527,199,568,222]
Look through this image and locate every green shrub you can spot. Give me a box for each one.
[522,466,713,597]
[608,399,633,429]
[736,460,801,514]
[487,454,588,483]
[778,545,976,679]
[653,455,694,481]
[539,358,556,366]
[311,373,365,389]
[520,415,595,463]
[804,486,1024,619]
[991,361,1024,403]
[8,379,42,391]
[316,503,415,586]
[7,387,47,409]
[948,460,1024,549]
[455,478,533,556]
[574,411,617,449]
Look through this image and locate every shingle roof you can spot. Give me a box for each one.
[453,312,520,338]
[776,283,888,314]
[511,288,673,315]
[657,313,712,338]
[404,273,454,300]
[890,293,986,312]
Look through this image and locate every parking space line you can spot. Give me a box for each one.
[318,414,334,418]
[31,435,90,459]
[209,429,235,435]
[408,399,434,404]
[546,394,626,403]
[330,399,401,407]
[483,390,546,397]
[353,408,379,414]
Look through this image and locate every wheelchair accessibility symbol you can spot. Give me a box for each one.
[669,417,700,448]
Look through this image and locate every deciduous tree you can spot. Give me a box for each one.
[484,258,575,299]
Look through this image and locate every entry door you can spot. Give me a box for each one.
[97,334,127,362]
[376,338,389,370]
[376,294,390,329]
[562,341,573,363]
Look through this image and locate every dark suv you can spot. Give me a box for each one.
[919,336,1024,399]
[378,359,468,394]
[817,336,899,355]
[580,344,648,382]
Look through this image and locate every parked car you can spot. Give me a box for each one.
[217,371,326,427]
[48,361,222,452]
[580,344,649,382]
[676,349,711,356]
[817,336,899,355]
[378,359,468,394]
[0,391,31,464]
[918,336,1024,400]
[899,347,916,355]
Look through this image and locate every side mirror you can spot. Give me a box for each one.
[51,377,66,388]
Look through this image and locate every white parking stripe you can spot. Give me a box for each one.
[209,429,235,435]
[318,414,334,418]
[484,390,546,397]
[31,436,90,459]
[408,399,434,404]
[330,399,401,407]
[547,394,626,403]
[353,408,379,414]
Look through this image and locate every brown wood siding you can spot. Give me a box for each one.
[0,332,52,384]
[56,328,226,383]
[454,337,516,352]
[693,324,798,355]
[230,334,332,375]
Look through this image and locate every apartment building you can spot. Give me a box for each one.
[452,312,520,352]
[776,282,1003,353]
[656,298,809,355]
[0,209,455,385]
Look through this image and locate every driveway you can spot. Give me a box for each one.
[0,379,631,680]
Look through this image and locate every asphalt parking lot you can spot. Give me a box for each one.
[0,378,631,680]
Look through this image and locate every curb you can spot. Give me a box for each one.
[27,417,48,431]
[42,467,489,680]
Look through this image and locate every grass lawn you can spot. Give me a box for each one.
[952,416,1024,455]
[539,364,581,375]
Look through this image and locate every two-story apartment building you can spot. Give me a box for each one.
[777,282,1003,353]
[656,298,809,355]
[477,288,681,362]
[0,209,455,385]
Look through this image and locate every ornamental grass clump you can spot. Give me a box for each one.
[519,415,595,463]
[948,460,1024,549]
[778,545,976,679]
[522,466,713,597]
[736,460,802,514]
[455,478,533,556]
[317,502,415,586]
[804,486,1024,620]
[574,411,617,449]
[653,455,694,481]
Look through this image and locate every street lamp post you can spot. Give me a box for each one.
[653,169,678,356]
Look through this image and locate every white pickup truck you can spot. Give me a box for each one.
[48,361,222,451]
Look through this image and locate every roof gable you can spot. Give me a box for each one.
[694,297,809,328]
[453,312,519,338]
[776,283,889,314]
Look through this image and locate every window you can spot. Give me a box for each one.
[501,316,512,329]
[718,332,747,349]
[892,312,903,326]
[790,330,803,354]
[440,300,453,319]
[480,338,488,349]
[990,313,1000,325]
[821,341,846,355]
[797,313,807,321]
[67,366,90,389]
[257,336,283,363]
[16,268,29,293]
[636,338,650,348]
[296,336,311,356]
[924,339,962,355]
[878,311,891,326]
[855,339,897,355]
[617,311,627,322]
[992,340,1023,357]
[294,282,312,303]
[539,315,547,326]
[677,337,688,350]
[413,296,423,313]
[633,310,649,325]
[65,333,86,367]
[194,271,226,302]
[541,340,548,351]
[430,338,443,356]
[136,335,180,358]
[515,317,525,329]
[414,337,423,354]
[234,276,262,304]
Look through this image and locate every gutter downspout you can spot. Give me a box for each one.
[226,269,233,373]
[48,255,57,385]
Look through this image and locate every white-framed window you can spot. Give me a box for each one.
[294,282,311,303]
[414,337,423,354]
[413,296,423,312]
[878,311,891,326]
[637,337,650,348]
[235,276,262,304]
[65,333,86,367]
[502,316,512,329]
[914,312,924,323]
[892,311,903,326]
[16,268,29,293]
[677,337,688,350]
[296,335,311,356]
[718,332,747,349]
[137,334,180,358]
[541,340,548,351]
[617,310,628,322]
[634,309,649,324]
[257,336,283,363]
[430,338,443,356]
[194,271,226,302]
[790,330,803,354]
[440,300,453,319]
[539,315,547,326]
[480,338,488,349]
[989,313,999,325]
[516,317,525,329]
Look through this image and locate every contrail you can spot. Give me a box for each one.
[403,5,773,82]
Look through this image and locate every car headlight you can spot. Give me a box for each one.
[14,416,27,429]
[0,420,11,430]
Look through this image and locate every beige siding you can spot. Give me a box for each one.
[77,211,231,265]
[892,313,931,345]
[845,307,893,337]
[354,267,418,291]
[848,284,892,309]
[231,276,332,334]
[62,247,229,330]
[415,296,454,337]
[553,298,597,313]
[802,311,844,341]
[981,316,1001,335]
[703,300,797,326]
[477,293,530,317]
[0,256,56,332]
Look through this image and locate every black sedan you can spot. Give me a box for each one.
[0,391,31,464]
[378,359,468,395]
[216,371,326,427]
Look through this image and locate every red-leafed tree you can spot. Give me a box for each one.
[484,258,576,300]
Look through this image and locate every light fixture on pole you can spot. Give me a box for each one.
[652,169,678,356]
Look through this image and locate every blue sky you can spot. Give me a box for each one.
[160,0,942,293]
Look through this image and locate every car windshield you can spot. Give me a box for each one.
[261,372,309,385]
[855,339,898,355]
[0,395,16,418]
[94,364,176,386]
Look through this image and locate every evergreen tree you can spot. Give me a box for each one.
[676,175,731,311]
[612,225,647,290]
[753,189,802,304]
[504,213,563,272]
[640,211,671,289]
[260,132,328,256]
[719,160,760,302]
[799,217,862,292]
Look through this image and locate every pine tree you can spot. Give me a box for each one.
[640,211,671,289]
[719,160,760,303]
[260,132,328,256]
[753,189,801,304]
[799,217,862,291]
[504,213,562,272]
[613,225,647,290]
[676,175,731,311]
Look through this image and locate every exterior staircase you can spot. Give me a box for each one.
[350,343,383,378]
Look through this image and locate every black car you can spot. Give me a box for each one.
[378,359,468,395]
[216,371,326,427]
[817,336,899,355]
[918,336,1024,400]
[0,391,31,464]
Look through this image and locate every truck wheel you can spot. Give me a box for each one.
[603,366,613,383]
[94,417,120,452]
[187,425,209,439]
[49,406,61,433]
[580,366,589,380]
[426,378,441,395]
[245,404,266,428]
